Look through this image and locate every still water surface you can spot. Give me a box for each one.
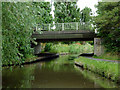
[2,55,118,88]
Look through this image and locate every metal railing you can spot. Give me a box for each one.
[36,22,93,31]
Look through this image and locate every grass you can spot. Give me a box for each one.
[75,56,120,83]
[45,43,93,54]
[74,66,118,88]
[24,54,37,63]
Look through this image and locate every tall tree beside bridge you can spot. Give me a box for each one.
[2,2,52,65]
[54,2,92,23]
[54,2,81,23]
[81,7,92,23]
[32,2,53,24]
[94,2,120,54]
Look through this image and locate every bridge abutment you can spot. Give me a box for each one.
[34,42,41,54]
[94,38,105,56]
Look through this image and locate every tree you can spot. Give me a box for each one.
[54,2,81,23]
[94,2,120,53]
[2,2,53,65]
[32,2,53,24]
[81,7,92,23]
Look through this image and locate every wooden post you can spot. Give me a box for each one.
[62,23,64,31]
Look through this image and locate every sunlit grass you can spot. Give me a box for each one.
[48,43,93,54]
[74,66,118,88]
[75,57,119,83]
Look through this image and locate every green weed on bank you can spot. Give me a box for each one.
[75,57,119,83]
[46,43,93,54]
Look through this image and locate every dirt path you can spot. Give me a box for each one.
[83,56,120,63]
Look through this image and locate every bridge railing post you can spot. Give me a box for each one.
[49,24,50,31]
[36,25,37,31]
[43,24,44,30]
[62,23,64,31]
[76,22,78,30]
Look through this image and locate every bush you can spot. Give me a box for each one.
[2,2,52,65]
[44,43,93,54]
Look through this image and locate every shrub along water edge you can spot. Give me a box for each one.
[44,43,93,54]
[2,2,53,65]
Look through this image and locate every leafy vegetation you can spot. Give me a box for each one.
[75,57,119,83]
[81,7,92,23]
[0,2,2,67]
[2,2,52,65]
[44,43,93,54]
[54,2,80,23]
[54,2,92,23]
[94,2,120,54]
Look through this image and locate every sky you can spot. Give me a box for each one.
[77,0,98,16]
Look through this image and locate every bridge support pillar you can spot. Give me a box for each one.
[94,38,105,56]
[34,42,41,54]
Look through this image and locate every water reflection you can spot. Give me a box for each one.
[2,55,118,88]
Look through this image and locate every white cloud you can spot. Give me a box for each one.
[77,0,98,16]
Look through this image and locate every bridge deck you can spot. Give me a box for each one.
[32,30,96,42]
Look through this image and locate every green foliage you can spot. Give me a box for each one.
[2,2,52,65]
[81,7,92,23]
[32,2,53,24]
[54,2,93,31]
[44,43,93,54]
[75,57,119,83]
[0,2,2,67]
[74,66,118,88]
[49,43,70,53]
[44,43,53,52]
[54,2,81,23]
[94,2,120,53]
[69,43,93,54]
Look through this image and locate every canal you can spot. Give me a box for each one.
[2,55,119,88]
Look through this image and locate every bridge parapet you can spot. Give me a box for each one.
[36,22,93,31]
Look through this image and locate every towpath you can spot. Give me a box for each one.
[82,56,120,63]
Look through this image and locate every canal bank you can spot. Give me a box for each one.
[2,53,59,67]
[74,56,120,84]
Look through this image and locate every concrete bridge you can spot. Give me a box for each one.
[32,22,104,56]
[32,30,95,42]
[32,22,95,41]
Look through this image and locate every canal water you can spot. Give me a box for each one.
[2,55,119,88]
